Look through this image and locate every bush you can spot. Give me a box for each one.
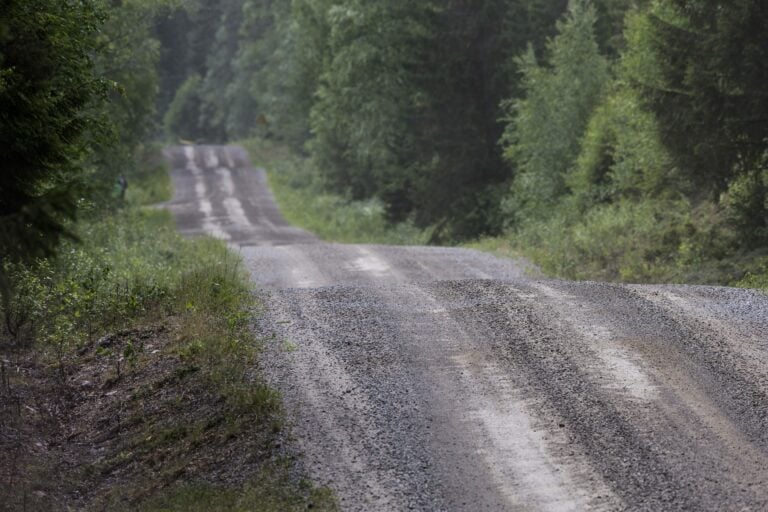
[497,198,692,283]
[1,208,244,357]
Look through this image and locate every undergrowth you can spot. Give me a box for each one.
[0,150,336,510]
[469,198,768,287]
[137,467,336,512]
[242,138,428,245]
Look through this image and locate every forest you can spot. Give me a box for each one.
[1,0,768,508]
[2,0,768,291]
[156,0,768,285]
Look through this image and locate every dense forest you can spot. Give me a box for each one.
[156,0,768,284]
[3,0,768,303]
[1,0,767,507]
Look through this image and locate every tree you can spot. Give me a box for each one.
[309,0,437,201]
[91,0,170,185]
[624,0,768,198]
[501,0,609,224]
[304,0,524,240]
[0,0,107,299]
[164,74,204,141]
[198,0,247,142]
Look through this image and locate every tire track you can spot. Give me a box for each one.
[165,145,768,511]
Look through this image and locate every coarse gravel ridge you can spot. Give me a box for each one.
[164,145,768,512]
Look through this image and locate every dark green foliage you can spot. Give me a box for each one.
[197,0,248,142]
[164,74,205,141]
[90,0,169,195]
[620,0,768,250]
[625,1,768,202]
[1,0,170,337]
[0,0,105,264]
[308,1,437,201]
[303,0,522,240]
[501,0,609,224]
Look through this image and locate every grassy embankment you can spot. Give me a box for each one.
[242,138,428,245]
[243,139,767,290]
[0,149,336,511]
[467,214,768,289]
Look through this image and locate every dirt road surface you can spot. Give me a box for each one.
[164,145,768,511]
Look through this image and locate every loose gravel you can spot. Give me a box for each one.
[165,146,768,511]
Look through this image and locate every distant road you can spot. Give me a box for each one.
[165,145,768,511]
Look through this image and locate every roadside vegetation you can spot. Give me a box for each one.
[159,0,768,289]
[1,152,336,510]
[242,139,428,245]
[1,1,335,509]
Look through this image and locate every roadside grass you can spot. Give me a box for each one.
[125,146,174,206]
[242,138,428,245]
[468,199,768,287]
[463,238,536,268]
[737,259,768,291]
[0,149,336,511]
[137,468,336,512]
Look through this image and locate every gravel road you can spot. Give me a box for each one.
[164,145,768,511]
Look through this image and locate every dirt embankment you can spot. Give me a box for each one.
[0,321,328,511]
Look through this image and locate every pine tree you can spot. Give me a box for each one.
[0,0,107,315]
[501,0,609,224]
[624,0,768,197]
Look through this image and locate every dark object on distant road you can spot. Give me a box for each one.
[114,175,128,200]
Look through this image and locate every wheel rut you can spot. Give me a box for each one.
[164,145,768,511]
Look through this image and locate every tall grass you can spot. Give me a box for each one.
[0,150,337,510]
[242,138,428,245]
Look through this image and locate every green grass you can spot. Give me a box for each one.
[126,146,174,206]
[468,198,768,287]
[736,258,768,291]
[0,148,336,510]
[242,138,428,245]
[137,467,336,512]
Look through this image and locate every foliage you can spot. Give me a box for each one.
[244,138,428,245]
[0,0,106,277]
[2,208,211,349]
[308,0,435,201]
[623,0,768,244]
[90,0,169,180]
[164,74,204,141]
[125,148,174,206]
[567,85,679,209]
[501,0,609,225]
[625,1,768,187]
[0,0,171,329]
[738,259,768,291]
